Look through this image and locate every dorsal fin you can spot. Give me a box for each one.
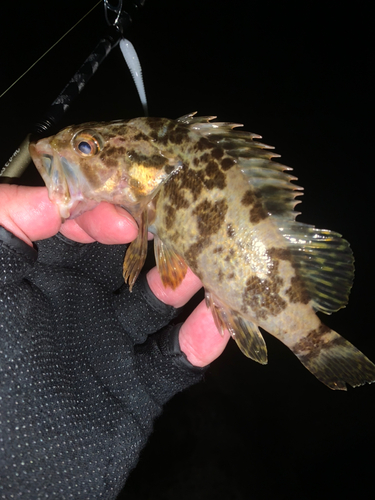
[236,158,303,219]
[177,114,303,221]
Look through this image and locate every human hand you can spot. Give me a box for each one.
[0,184,230,367]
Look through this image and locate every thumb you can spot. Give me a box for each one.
[0,185,61,246]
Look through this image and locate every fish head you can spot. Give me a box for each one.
[30,119,181,220]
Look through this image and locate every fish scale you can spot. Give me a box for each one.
[30,112,375,390]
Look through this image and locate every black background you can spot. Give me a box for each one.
[1,1,374,498]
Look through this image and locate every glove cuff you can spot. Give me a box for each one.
[161,324,209,373]
[0,226,38,262]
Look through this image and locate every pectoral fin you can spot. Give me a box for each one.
[154,235,188,289]
[123,210,148,291]
[205,291,268,364]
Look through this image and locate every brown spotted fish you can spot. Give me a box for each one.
[30,113,375,390]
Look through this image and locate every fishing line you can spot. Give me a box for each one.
[0,0,103,100]
[0,0,148,181]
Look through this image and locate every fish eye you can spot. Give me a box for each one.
[78,141,93,155]
[72,129,104,157]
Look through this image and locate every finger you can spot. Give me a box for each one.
[0,185,61,246]
[147,264,230,366]
[146,266,203,309]
[60,203,139,244]
[179,300,231,367]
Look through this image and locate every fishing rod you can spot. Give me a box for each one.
[0,0,147,183]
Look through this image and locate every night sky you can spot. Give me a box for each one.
[1,1,374,498]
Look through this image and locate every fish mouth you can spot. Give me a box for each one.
[29,139,93,219]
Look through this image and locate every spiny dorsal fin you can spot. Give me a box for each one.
[279,221,354,313]
[177,114,303,221]
[177,112,258,139]
[237,157,303,219]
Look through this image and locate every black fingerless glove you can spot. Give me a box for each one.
[0,228,205,499]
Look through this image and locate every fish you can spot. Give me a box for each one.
[29,112,375,390]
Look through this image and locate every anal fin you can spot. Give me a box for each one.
[205,291,268,364]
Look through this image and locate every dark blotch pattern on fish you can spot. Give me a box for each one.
[164,164,175,175]
[101,157,118,168]
[195,137,215,151]
[213,246,224,254]
[241,189,257,206]
[134,132,150,141]
[225,248,235,263]
[164,204,176,230]
[102,146,116,157]
[268,247,293,262]
[242,257,287,319]
[201,153,211,163]
[98,143,126,168]
[250,200,267,224]
[221,157,236,170]
[127,150,168,169]
[156,122,191,146]
[292,324,342,362]
[212,147,224,159]
[163,177,190,209]
[193,199,228,238]
[185,241,207,270]
[227,224,235,238]
[79,161,104,188]
[184,198,228,271]
[243,275,286,319]
[268,247,311,305]
[129,178,141,189]
[164,167,202,204]
[241,188,268,224]
[167,124,191,145]
[147,117,165,127]
[204,161,226,190]
[286,275,311,304]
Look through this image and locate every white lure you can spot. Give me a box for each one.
[119,38,148,116]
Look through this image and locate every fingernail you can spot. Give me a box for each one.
[114,205,131,217]
[114,205,138,227]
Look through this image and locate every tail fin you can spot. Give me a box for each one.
[290,324,375,390]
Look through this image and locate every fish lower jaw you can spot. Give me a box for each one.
[50,196,75,220]
[61,198,101,220]
[59,204,74,220]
